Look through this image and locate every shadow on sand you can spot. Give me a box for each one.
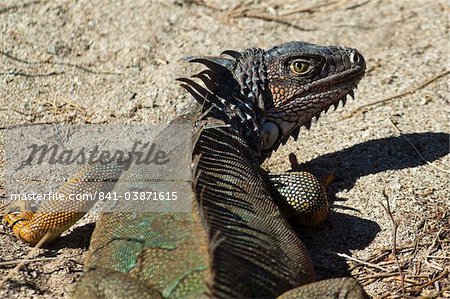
[291,132,449,278]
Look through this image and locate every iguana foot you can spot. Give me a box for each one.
[4,212,72,246]
[263,171,329,226]
[4,201,83,246]
[3,200,37,243]
[3,163,122,246]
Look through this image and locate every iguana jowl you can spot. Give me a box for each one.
[5,41,367,298]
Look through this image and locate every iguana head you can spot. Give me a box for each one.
[259,42,365,152]
[179,41,365,156]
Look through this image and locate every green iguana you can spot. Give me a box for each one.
[5,41,367,298]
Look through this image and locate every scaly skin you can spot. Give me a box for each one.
[5,41,366,298]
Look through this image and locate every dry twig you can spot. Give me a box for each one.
[275,0,340,16]
[409,269,449,293]
[0,50,123,75]
[337,252,389,271]
[0,232,52,288]
[225,1,317,31]
[0,0,43,14]
[345,69,450,118]
[0,255,80,267]
[380,188,406,296]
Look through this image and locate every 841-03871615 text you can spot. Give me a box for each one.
[8,191,178,202]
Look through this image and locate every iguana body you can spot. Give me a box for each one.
[5,42,367,298]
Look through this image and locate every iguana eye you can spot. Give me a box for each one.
[289,60,311,75]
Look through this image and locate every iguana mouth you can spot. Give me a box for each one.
[261,81,362,152]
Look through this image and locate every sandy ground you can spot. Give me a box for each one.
[0,0,449,298]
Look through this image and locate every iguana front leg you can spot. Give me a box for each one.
[263,171,329,226]
[260,173,369,298]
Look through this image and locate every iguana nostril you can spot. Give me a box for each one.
[350,50,366,68]
[349,51,358,64]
